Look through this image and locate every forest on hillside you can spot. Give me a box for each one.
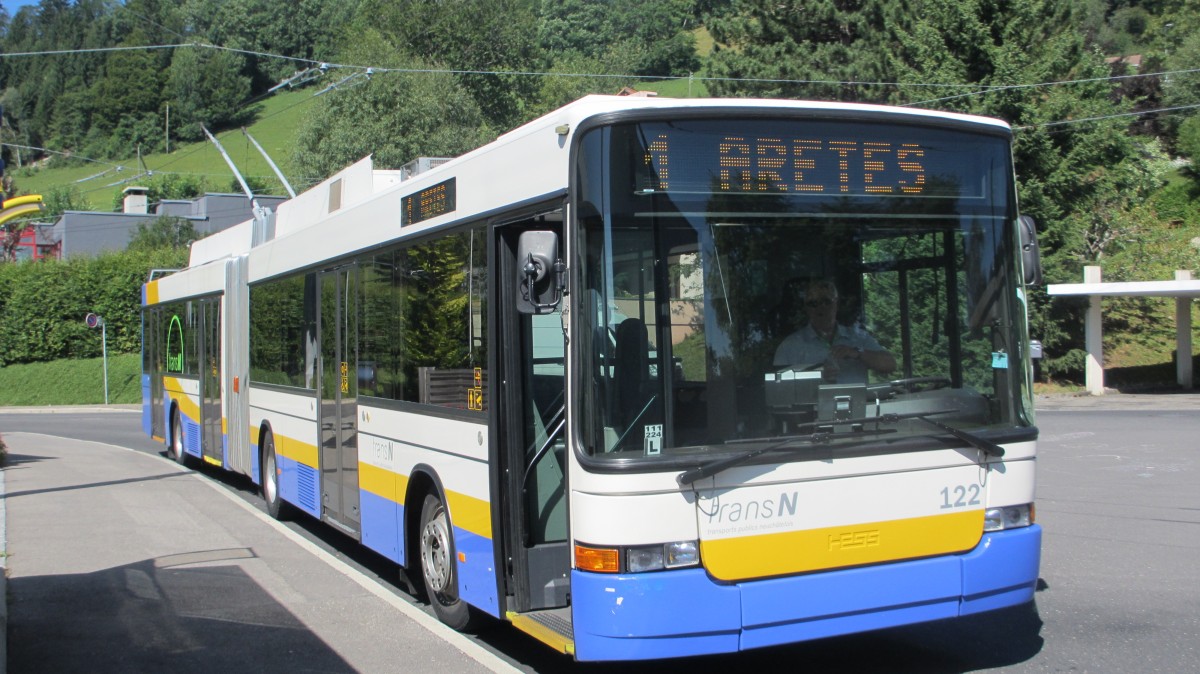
[0,0,1199,383]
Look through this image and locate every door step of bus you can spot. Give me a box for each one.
[507,607,574,656]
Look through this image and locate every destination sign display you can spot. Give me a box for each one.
[402,178,456,226]
[634,121,993,199]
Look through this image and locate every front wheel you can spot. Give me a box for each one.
[418,492,481,631]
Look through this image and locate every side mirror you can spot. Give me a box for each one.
[1018,215,1043,286]
[516,230,565,314]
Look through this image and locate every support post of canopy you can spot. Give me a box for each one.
[1176,270,1194,390]
[1084,266,1105,396]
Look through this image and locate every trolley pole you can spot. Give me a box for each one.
[86,313,108,404]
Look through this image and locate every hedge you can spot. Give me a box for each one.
[0,247,186,366]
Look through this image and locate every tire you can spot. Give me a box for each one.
[261,429,291,521]
[170,408,193,468]
[418,491,481,631]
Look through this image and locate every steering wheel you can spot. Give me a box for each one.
[885,376,953,393]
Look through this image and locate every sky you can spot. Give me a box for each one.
[4,1,43,16]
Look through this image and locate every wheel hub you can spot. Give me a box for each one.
[421,510,452,593]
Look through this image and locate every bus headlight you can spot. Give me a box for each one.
[984,504,1034,532]
[665,540,699,568]
[597,541,701,573]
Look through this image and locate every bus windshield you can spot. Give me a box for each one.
[576,116,1033,462]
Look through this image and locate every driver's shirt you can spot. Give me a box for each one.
[772,322,884,383]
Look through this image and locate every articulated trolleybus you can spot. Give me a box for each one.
[142,95,1042,661]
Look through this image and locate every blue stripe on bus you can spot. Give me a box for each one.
[961,524,1042,615]
[454,527,499,618]
[570,525,1042,661]
[359,491,499,618]
[571,568,742,660]
[168,395,202,460]
[360,490,402,564]
[141,374,152,436]
[249,444,261,486]
[275,454,320,518]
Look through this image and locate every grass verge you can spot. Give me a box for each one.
[0,353,143,406]
[13,88,316,210]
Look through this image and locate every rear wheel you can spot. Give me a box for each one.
[419,491,481,631]
[170,408,192,467]
[261,429,291,520]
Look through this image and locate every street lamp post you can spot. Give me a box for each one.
[85,313,108,405]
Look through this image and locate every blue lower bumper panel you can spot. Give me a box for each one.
[570,525,1041,661]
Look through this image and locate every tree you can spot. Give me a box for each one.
[537,0,700,78]
[353,0,542,129]
[291,33,493,183]
[171,0,360,93]
[706,0,892,101]
[530,52,640,118]
[167,47,254,141]
[128,217,200,251]
[1178,115,1200,173]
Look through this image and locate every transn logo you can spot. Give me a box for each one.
[828,529,880,551]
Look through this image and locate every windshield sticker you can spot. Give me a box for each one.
[992,352,1009,369]
[644,424,663,455]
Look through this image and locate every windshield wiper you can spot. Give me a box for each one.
[677,427,895,487]
[783,409,1004,458]
[909,414,1005,458]
[677,409,1004,487]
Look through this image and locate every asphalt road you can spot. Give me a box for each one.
[2,396,1197,673]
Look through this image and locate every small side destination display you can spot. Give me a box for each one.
[402,178,456,226]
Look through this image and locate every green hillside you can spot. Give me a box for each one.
[11,88,318,210]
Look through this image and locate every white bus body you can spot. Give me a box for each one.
[144,95,1041,661]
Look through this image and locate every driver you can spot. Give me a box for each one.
[773,278,896,383]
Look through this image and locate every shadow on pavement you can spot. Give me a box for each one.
[4,452,182,498]
[7,552,356,674]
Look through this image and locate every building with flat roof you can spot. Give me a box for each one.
[41,191,288,259]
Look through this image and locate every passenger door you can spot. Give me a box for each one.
[318,266,361,536]
[199,298,222,466]
[497,217,570,613]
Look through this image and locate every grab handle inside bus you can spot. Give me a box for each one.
[517,230,565,314]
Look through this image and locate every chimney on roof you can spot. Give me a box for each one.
[123,186,149,214]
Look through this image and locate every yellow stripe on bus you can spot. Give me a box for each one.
[700,509,984,581]
[360,462,407,501]
[359,462,492,540]
[446,489,492,540]
[163,377,201,423]
[144,280,160,306]
[274,433,319,468]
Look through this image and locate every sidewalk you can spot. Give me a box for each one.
[1035,390,1200,411]
[0,432,512,674]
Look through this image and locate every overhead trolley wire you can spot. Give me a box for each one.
[5,40,1198,191]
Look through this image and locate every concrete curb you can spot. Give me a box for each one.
[2,459,8,674]
[0,405,139,414]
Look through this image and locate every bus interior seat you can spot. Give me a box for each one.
[614,318,650,437]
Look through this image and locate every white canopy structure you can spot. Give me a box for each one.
[1048,267,1200,394]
